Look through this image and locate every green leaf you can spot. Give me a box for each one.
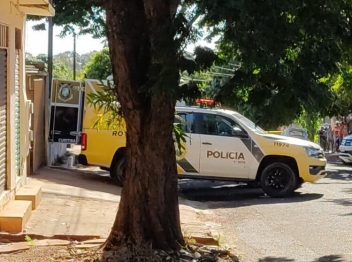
[252,69,260,75]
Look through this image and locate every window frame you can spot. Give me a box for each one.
[174,112,195,133]
[194,112,248,138]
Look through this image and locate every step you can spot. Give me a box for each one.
[15,185,42,210]
[0,200,32,233]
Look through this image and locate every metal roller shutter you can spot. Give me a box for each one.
[14,51,20,176]
[0,49,7,193]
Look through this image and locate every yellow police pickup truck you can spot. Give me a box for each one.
[78,80,327,198]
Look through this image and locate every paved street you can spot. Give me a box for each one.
[179,163,352,262]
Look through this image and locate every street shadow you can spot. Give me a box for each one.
[32,166,122,196]
[258,257,295,262]
[178,179,323,209]
[324,197,352,216]
[258,255,344,262]
[33,167,323,210]
[321,165,352,217]
[342,188,352,195]
[326,198,352,206]
[325,165,352,181]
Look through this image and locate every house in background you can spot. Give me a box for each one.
[0,0,54,232]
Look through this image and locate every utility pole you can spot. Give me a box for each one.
[73,32,76,80]
[47,0,54,168]
[48,0,54,98]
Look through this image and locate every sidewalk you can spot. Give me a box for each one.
[24,167,219,244]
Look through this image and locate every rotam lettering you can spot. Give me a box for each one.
[207,151,245,160]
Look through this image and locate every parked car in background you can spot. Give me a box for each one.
[338,134,352,164]
[281,128,309,141]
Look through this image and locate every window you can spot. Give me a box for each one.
[197,113,246,137]
[289,130,305,137]
[174,112,195,133]
[0,24,8,48]
[233,113,266,134]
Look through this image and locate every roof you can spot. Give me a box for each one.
[175,106,239,116]
[17,0,55,16]
[284,127,307,132]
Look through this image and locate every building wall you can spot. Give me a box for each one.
[26,74,47,173]
[0,1,30,210]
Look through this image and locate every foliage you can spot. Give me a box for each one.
[190,0,352,128]
[323,64,352,118]
[26,52,71,79]
[29,0,218,101]
[26,51,96,80]
[52,59,71,79]
[86,80,122,130]
[295,110,320,142]
[29,0,352,128]
[82,48,111,80]
[87,81,187,153]
[24,235,35,246]
[173,121,188,153]
[28,0,105,38]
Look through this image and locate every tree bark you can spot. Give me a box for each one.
[103,0,184,252]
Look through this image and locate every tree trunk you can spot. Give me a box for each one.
[103,0,184,252]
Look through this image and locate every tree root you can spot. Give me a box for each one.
[100,242,239,262]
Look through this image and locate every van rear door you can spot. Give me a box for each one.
[49,79,84,144]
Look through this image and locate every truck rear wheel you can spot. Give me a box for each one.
[110,157,125,187]
[260,162,297,198]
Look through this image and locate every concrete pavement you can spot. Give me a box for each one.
[179,163,352,262]
[24,167,219,243]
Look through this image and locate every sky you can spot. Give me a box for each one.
[25,21,105,56]
[25,20,217,56]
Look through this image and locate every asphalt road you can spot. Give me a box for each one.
[179,163,352,262]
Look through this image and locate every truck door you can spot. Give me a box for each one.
[197,112,251,179]
[175,112,201,175]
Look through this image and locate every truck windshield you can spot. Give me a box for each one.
[234,114,266,134]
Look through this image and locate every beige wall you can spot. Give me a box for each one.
[0,1,28,195]
[26,74,47,173]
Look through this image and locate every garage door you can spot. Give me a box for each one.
[0,48,7,194]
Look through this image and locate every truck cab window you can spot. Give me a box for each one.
[198,113,245,137]
[174,112,195,133]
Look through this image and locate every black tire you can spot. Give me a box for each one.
[110,157,125,187]
[260,162,297,198]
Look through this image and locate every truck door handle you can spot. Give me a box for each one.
[202,142,212,145]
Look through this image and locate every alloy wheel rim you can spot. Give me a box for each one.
[265,168,290,191]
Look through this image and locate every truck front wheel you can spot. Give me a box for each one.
[260,162,297,198]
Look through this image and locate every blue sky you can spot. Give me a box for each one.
[25,20,217,56]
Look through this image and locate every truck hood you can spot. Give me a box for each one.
[261,134,321,149]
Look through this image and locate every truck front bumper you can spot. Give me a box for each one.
[339,151,352,163]
[300,158,327,183]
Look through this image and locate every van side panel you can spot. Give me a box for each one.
[81,79,127,168]
[84,129,126,167]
